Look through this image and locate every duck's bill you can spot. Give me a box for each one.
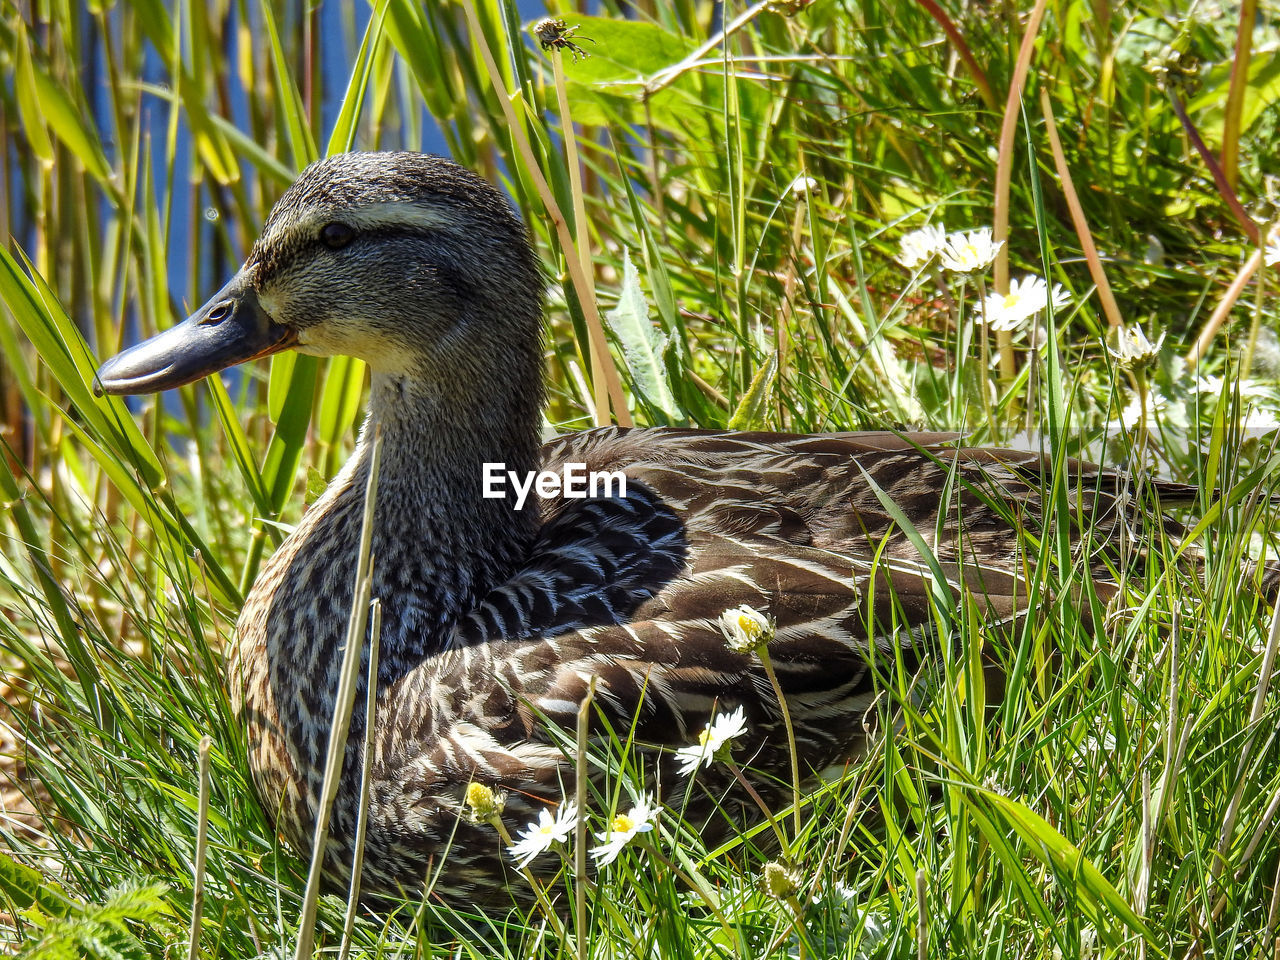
[94,274,296,396]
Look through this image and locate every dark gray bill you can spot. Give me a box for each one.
[94,272,295,396]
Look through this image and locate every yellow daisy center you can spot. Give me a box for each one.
[612,814,635,833]
[698,729,711,746]
[466,782,494,808]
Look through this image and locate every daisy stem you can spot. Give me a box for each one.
[756,646,803,843]
[574,675,596,956]
[725,759,790,855]
[762,896,814,958]
[639,838,738,943]
[972,277,997,442]
[1135,371,1150,467]
[490,816,571,944]
[996,327,1016,390]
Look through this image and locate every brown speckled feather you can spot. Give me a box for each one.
[229,424,1192,903]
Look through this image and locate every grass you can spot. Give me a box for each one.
[2,0,1280,956]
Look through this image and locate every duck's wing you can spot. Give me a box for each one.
[454,427,1192,658]
[398,428,1210,863]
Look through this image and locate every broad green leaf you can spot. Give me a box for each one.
[0,851,74,919]
[326,0,393,156]
[982,790,1153,946]
[0,246,163,488]
[31,60,113,182]
[316,355,367,451]
[207,374,273,521]
[268,351,298,423]
[13,24,54,165]
[261,356,319,514]
[728,352,776,430]
[260,0,319,169]
[606,251,681,421]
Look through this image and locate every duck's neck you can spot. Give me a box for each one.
[340,368,543,665]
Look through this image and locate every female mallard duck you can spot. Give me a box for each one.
[96,152,1206,904]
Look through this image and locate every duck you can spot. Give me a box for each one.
[94,151,1219,906]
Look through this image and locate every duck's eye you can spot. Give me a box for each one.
[319,221,355,250]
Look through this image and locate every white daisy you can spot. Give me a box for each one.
[507,800,578,869]
[979,274,1070,331]
[1243,406,1280,436]
[590,795,659,866]
[938,227,1004,273]
[788,175,819,196]
[1265,235,1280,267]
[1108,325,1166,369]
[675,705,749,774]
[896,224,947,269]
[718,604,774,653]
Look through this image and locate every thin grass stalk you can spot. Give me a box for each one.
[1268,856,1280,940]
[641,0,771,98]
[549,46,606,426]
[1220,0,1257,189]
[1157,613,1180,836]
[756,647,802,842]
[1184,247,1264,369]
[337,599,382,960]
[914,0,996,109]
[458,0,629,428]
[915,867,928,960]
[992,0,1049,385]
[1138,769,1150,918]
[1038,87,1123,328]
[574,674,597,959]
[1212,779,1280,922]
[185,735,212,960]
[724,758,789,853]
[294,427,383,960]
[1167,90,1260,246]
[486,814,570,943]
[1203,585,1280,923]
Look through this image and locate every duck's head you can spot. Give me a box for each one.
[95,152,545,397]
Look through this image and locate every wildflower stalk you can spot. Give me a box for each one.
[761,860,811,958]
[756,645,802,841]
[972,277,996,437]
[725,758,790,854]
[548,40,605,425]
[574,675,596,957]
[1133,369,1150,464]
[995,327,1016,390]
[185,736,211,960]
[484,806,571,943]
[339,600,382,960]
[638,837,738,941]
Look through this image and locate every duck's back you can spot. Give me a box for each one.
[452,426,1189,660]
